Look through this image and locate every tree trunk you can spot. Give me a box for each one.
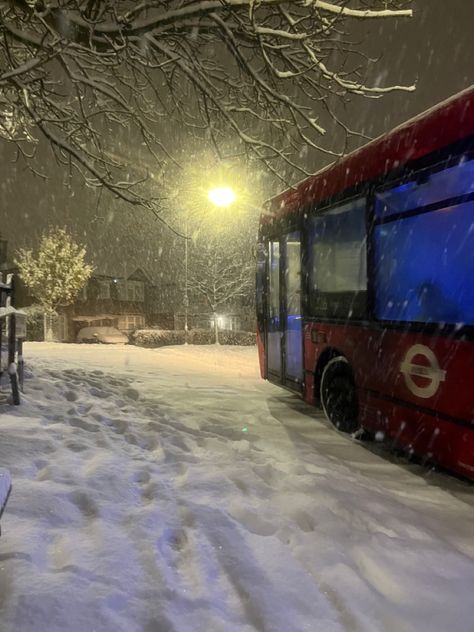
[213,312,219,345]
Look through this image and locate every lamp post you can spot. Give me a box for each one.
[184,210,189,342]
[206,186,237,342]
[181,185,237,342]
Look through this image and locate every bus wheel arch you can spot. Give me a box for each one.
[318,354,359,434]
[313,348,342,401]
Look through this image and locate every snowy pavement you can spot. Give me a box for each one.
[0,343,473,632]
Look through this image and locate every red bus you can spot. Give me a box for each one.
[256,86,474,479]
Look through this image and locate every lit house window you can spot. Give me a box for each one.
[118,314,145,331]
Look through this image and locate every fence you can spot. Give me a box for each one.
[0,273,25,405]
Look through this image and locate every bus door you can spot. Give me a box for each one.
[266,240,281,378]
[283,231,303,386]
[266,233,303,387]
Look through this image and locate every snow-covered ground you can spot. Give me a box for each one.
[0,343,473,632]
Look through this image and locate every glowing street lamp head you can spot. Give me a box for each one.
[208,186,236,208]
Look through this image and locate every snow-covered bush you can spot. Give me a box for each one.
[132,330,186,348]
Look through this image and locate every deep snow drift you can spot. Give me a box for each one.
[0,343,473,632]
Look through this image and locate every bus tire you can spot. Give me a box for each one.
[320,356,359,433]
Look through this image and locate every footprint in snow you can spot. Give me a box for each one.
[252,463,278,486]
[34,458,49,470]
[146,420,162,432]
[124,432,138,446]
[67,490,99,518]
[133,468,151,485]
[89,387,111,399]
[124,387,140,401]
[66,440,89,453]
[141,481,161,504]
[157,527,189,556]
[69,417,100,433]
[228,504,278,537]
[293,510,316,533]
[109,418,128,434]
[232,478,249,495]
[77,403,93,415]
[41,414,63,425]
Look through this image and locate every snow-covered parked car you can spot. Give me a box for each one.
[76,326,128,344]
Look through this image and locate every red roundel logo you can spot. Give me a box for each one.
[400,344,446,399]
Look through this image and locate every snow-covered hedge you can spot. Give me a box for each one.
[132,329,256,347]
[131,329,186,348]
[186,329,256,346]
[187,329,214,345]
[219,330,256,346]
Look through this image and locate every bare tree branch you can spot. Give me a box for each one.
[0,0,414,222]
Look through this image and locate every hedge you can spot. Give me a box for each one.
[215,330,256,346]
[132,328,256,347]
[131,329,186,348]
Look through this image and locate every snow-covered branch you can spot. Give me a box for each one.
[187,230,255,316]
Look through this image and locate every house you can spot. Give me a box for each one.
[66,268,177,341]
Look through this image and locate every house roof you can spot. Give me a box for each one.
[91,266,153,284]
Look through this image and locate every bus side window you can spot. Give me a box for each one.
[307,197,367,320]
[374,157,474,325]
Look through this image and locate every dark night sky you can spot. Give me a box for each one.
[351,0,473,137]
[0,0,472,281]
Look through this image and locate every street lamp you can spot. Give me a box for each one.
[208,186,236,208]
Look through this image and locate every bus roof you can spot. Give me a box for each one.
[264,85,474,219]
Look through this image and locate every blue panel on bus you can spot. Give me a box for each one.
[374,200,474,325]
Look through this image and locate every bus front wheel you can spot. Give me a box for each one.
[320,357,359,434]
